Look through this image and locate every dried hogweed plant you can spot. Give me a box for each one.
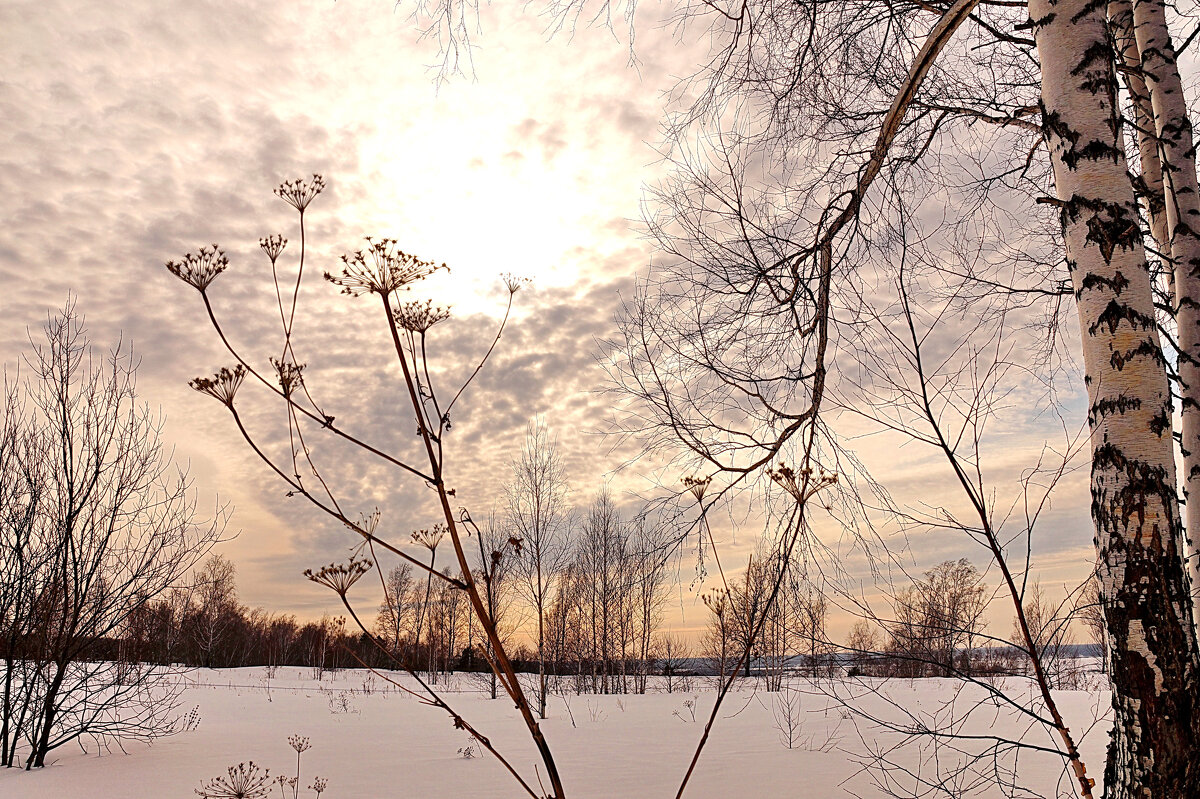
[167,176,561,799]
[195,761,273,799]
[195,737,329,799]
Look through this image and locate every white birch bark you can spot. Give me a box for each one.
[1032,0,1200,794]
[1130,0,1200,615]
[1109,1,1170,264]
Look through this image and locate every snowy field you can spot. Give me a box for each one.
[0,667,1112,798]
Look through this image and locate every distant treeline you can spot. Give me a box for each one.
[116,554,427,672]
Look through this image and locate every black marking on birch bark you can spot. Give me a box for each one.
[1098,506,1199,797]
[1090,299,1157,334]
[1071,0,1111,23]
[1139,45,1173,66]
[1092,395,1142,420]
[1041,107,1080,148]
[1092,439,1175,531]
[1130,174,1168,215]
[1023,11,1055,32]
[1074,38,1120,84]
[1082,270,1130,294]
[1060,197,1143,260]
[1110,339,1169,371]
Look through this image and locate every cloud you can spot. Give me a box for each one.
[1,0,1101,634]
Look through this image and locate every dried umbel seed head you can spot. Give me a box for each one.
[309,777,328,797]
[274,174,325,213]
[269,357,305,398]
[324,237,446,297]
[303,558,373,597]
[393,298,451,333]
[501,273,530,295]
[194,761,271,799]
[166,244,228,292]
[345,508,381,536]
[411,524,447,551]
[701,588,728,616]
[767,462,803,498]
[189,365,247,408]
[682,474,711,502]
[767,462,837,502]
[259,234,287,264]
[288,734,311,753]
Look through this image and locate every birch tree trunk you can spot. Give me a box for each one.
[1130,0,1200,614]
[1032,0,1200,794]
[1109,1,1170,267]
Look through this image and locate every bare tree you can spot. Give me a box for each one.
[0,304,223,768]
[409,524,445,678]
[1011,581,1077,690]
[0,375,46,767]
[656,631,691,693]
[190,554,240,669]
[844,620,880,677]
[882,561,987,680]
[373,562,415,658]
[1078,576,1107,675]
[573,489,629,694]
[922,559,988,677]
[726,550,775,681]
[794,582,830,679]
[698,588,736,690]
[628,518,672,694]
[506,420,571,716]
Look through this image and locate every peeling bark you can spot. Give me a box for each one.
[1031,0,1200,795]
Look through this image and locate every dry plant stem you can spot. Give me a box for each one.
[899,279,1095,797]
[380,293,566,799]
[187,200,559,796]
[413,544,437,671]
[334,596,543,799]
[444,294,513,419]
[701,514,731,594]
[284,209,307,360]
[269,209,306,371]
[224,406,462,588]
[676,443,822,799]
[198,291,433,484]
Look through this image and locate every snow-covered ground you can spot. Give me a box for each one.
[0,667,1112,798]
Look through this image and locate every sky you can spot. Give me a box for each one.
[1,0,1100,639]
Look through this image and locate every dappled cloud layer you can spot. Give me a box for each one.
[1,0,1096,630]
